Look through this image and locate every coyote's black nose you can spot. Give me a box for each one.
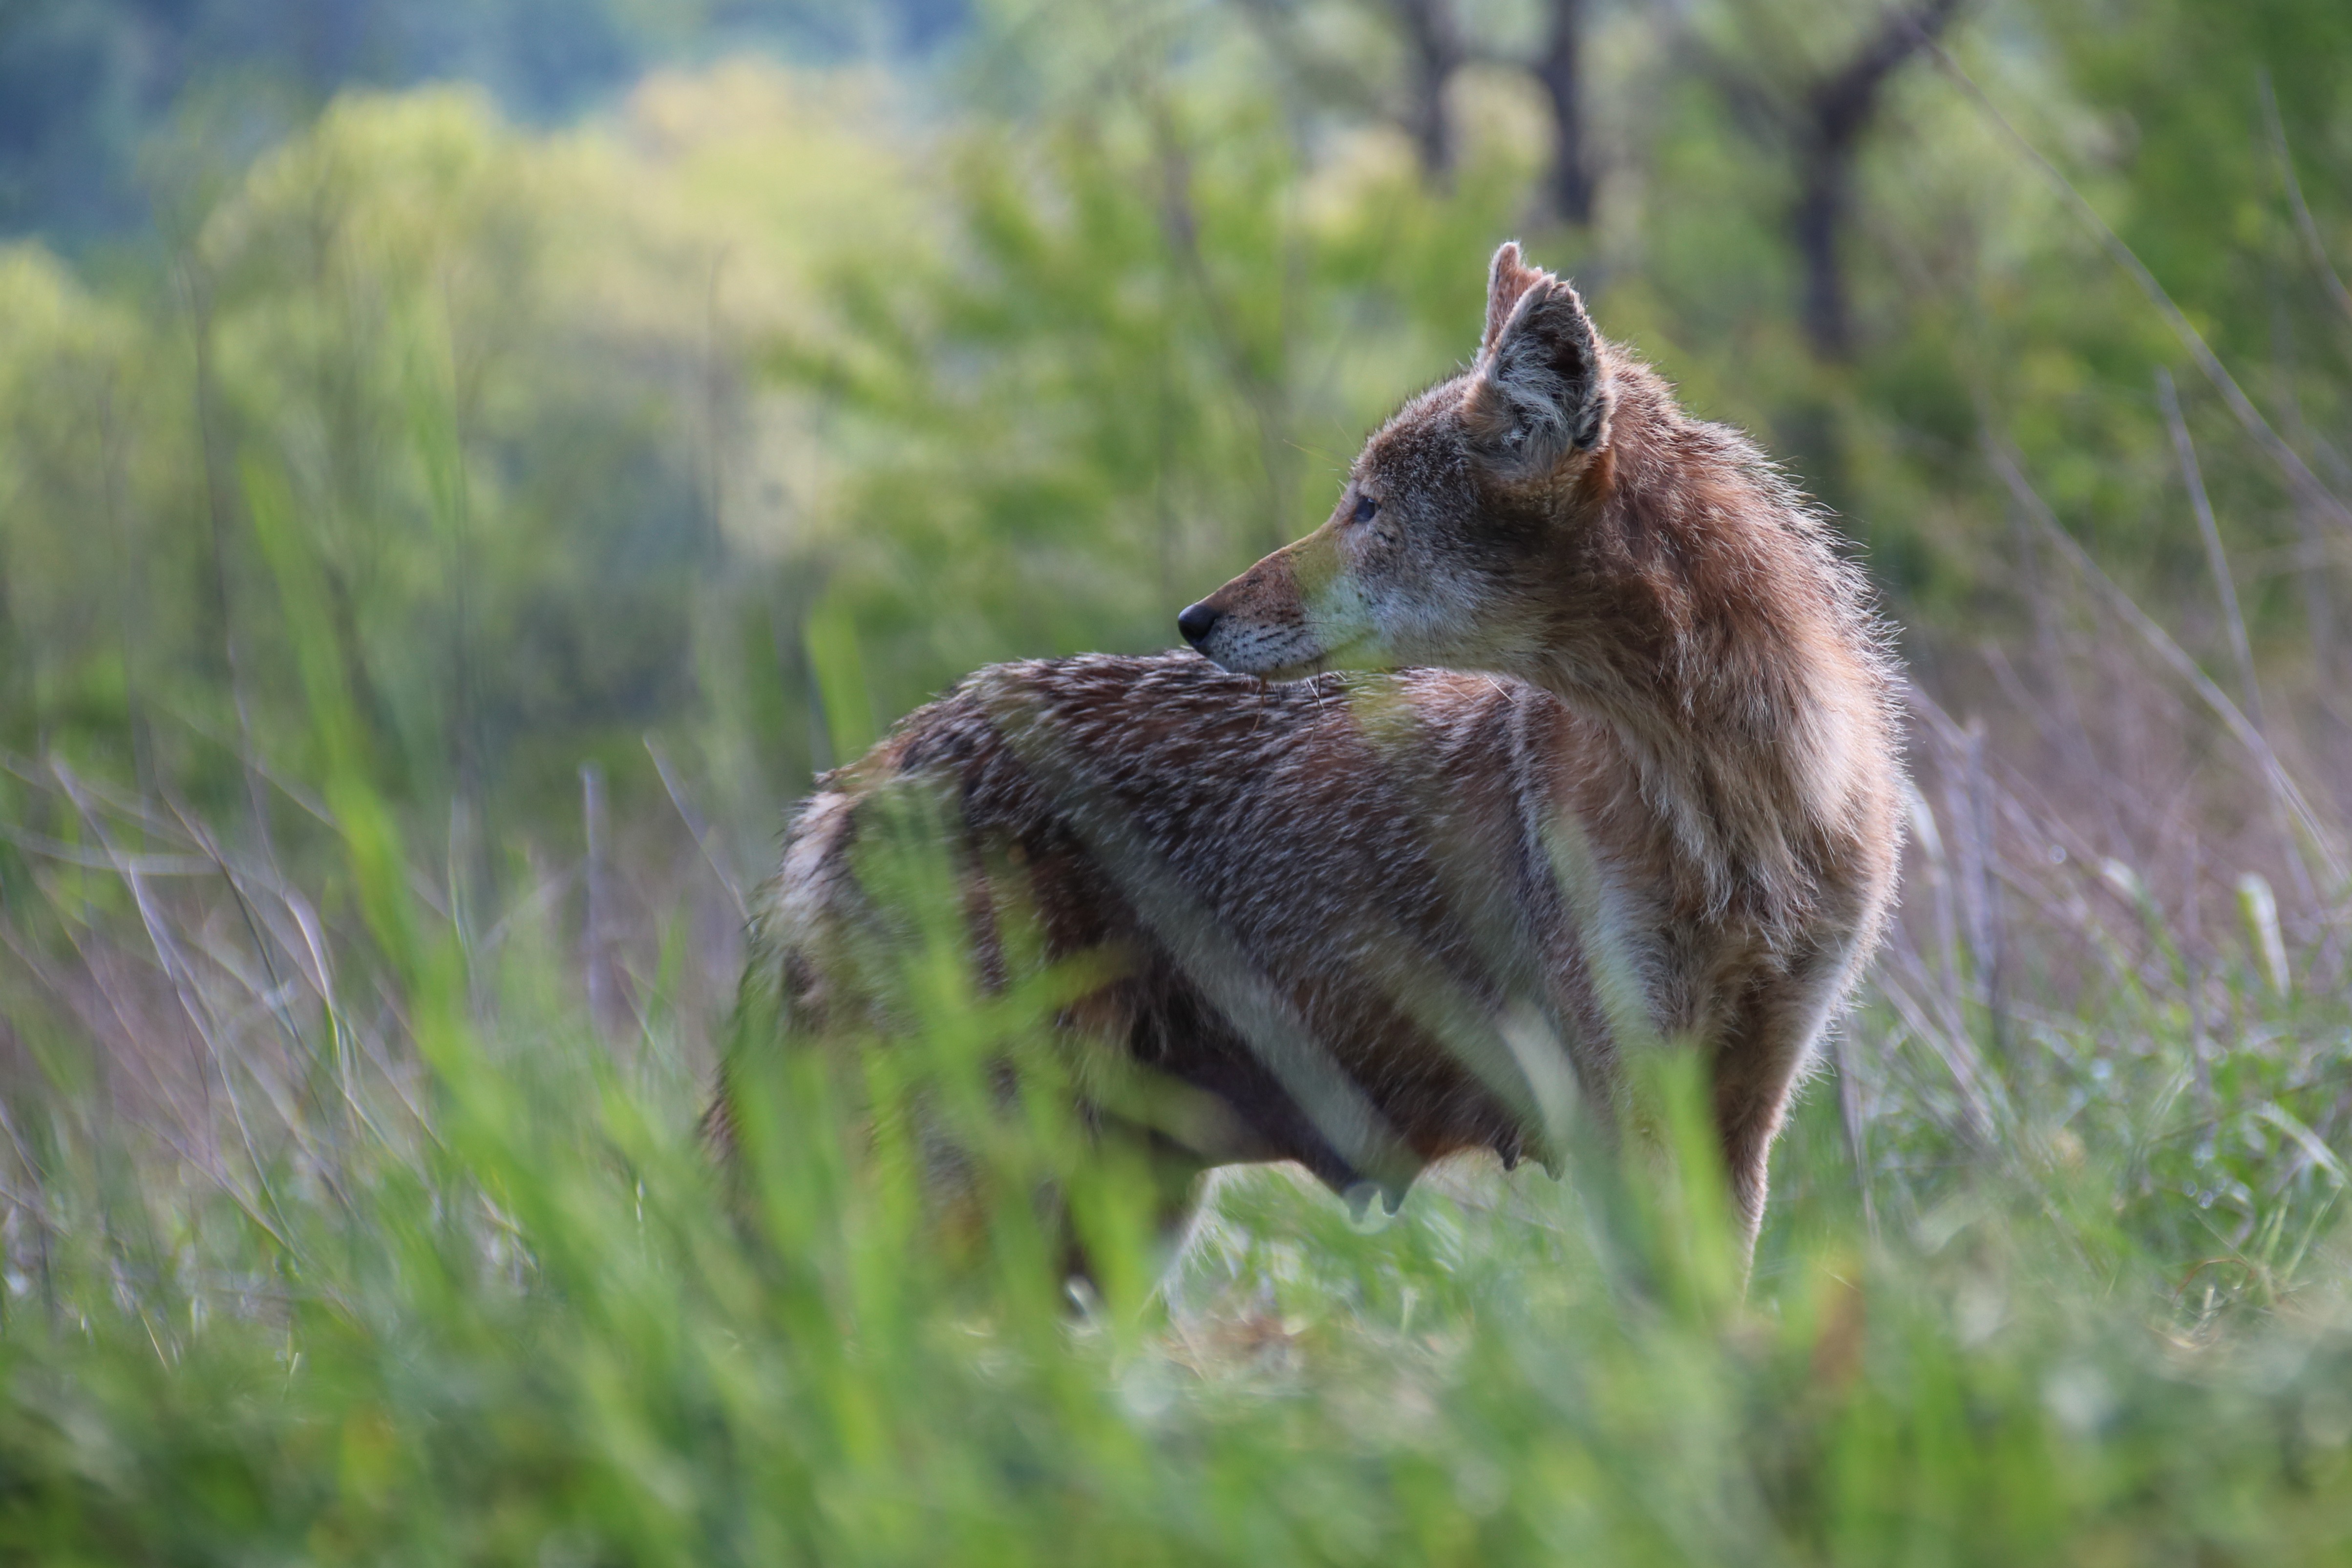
[1177,602,1221,648]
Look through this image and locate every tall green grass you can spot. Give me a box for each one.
[6,861,2352,1562]
[5,464,2352,1565]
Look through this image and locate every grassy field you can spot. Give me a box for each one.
[6,567,2352,1566]
[5,4,2352,1560]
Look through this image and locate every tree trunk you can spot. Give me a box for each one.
[1389,0,1462,179]
[1788,0,1964,360]
[1792,138,1851,358]
[1535,0,1594,226]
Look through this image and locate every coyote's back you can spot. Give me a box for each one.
[723,242,1903,1256]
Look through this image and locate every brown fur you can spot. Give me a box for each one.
[720,243,1903,1259]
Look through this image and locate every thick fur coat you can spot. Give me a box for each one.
[724,243,1904,1253]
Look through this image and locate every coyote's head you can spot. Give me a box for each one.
[1178,242,1617,684]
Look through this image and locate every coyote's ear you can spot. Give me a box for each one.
[1481,240,1544,358]
[1463,257,1612,477]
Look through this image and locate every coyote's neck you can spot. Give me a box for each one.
[1533,399,1889,923]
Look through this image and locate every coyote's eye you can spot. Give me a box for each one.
[1352,494,1379,524]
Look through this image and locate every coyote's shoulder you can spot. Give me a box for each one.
[730,242,1903,1256]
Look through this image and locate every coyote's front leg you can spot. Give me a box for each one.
[1709,941,1864,1258]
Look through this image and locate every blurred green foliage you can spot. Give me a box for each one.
[0,0,964,234]
[3,0,2347,834]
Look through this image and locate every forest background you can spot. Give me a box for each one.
[5,0,2352,1560]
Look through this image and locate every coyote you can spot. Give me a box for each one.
[725,243,1902,1260]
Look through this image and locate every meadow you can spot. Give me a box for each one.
[4,0,2352,1560]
